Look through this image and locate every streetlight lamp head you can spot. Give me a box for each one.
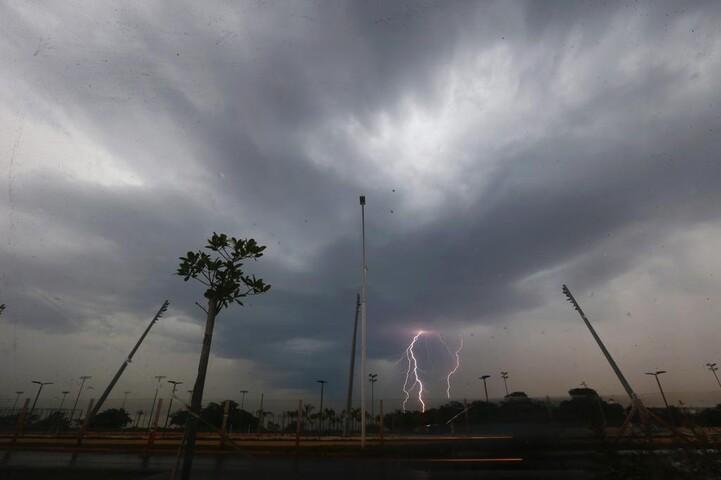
[359,195,366,205]
[657,370,667,375]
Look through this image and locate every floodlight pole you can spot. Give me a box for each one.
[562,285,638,402]
[239,390,248,410]
[88,300,169,421]
[344,293,361,436]
[359,195,368,448]
[559,284,686,440]
[500,372,509,396]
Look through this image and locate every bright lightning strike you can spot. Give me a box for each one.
[445,336,463,399]
[402,331,426,412]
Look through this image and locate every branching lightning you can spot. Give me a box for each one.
[402,331,426,412]
[445,336,463,399]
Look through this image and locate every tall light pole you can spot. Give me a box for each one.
[344,293,361,436]
[500,371,509,396]
[30,381,53,416]
[239,390,248,410]
[706,363,721,390]
[164,380,183,429]
[12,391,23,411]
[121,391,131,410]
[317,380,327,433]
[645,370,670,410]
[368,373,378,423]
[147,375,166,429]
[359,194,368,447]
[58,391,70,411]
[69,376,92,423]
[480,375,491,403]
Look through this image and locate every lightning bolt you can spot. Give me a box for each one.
[401,331,426,412]
[444,336,463,399]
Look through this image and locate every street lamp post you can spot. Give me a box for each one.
[479,375,491,403]
[317,380,327,433]
[69,376,91,423]
[147,375,167,429]
[30,381,53,416]
[121,391,131,410]
[239,390,248,410]
[706,363,721,390]
[500,371,510,396]
[359,194,368,448]
[12,391,23,411]
[368,374,378,424]
[58,391,70,411]
[165,380,183,429]
[645,370,670,410]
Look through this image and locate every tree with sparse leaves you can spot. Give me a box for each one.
[176,233,270,480]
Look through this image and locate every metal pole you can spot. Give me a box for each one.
[646,371,670,410]
[359,195,368,448]
[369,375,375,423]
[379,399,384,445]
[317,380,326,433]
[69,376,91,423]
[295,400,302,450]
[240,390,248,410]
[12,391,23,411]
[147,375,166,429]
[707,363,721,390]
[480,376,490,403]
[257,392,264,432]
[344,294,361,435]
[58,391,70,411]
[563,285,639,402]
[88,300,169,420]
[165,381,182,429]
[30,381,52,417]
[501,372,509,396]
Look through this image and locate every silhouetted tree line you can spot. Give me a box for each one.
[4,390,721,433]
[169,400,258,432]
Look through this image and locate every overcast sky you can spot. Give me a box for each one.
[2,1,721,411]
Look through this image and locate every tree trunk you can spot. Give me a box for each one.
[180,297,218,480]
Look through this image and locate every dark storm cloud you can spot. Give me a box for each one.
[2,0,721,395]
